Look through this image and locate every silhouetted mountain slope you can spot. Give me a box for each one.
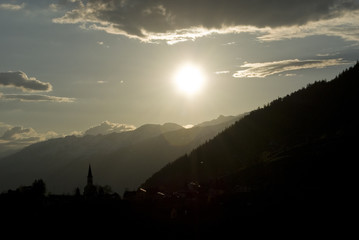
[89,118,244,194]
[0,116,243,194]
[142,63,359,198]
[195,114,246,127]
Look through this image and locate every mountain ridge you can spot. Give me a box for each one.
[0,115,243,194]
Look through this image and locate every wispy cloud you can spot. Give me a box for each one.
[233,58,350,78]
[0,3,25,11]
[96,41,110,48]
[215,71,230,75]
[0,71,52,92]
[52,0,359,44]
[0,93,75,102]
[257,10,359,43]
[316,53,331,57]
[223,42,236,46]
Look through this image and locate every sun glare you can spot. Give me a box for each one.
[174,64,205,96]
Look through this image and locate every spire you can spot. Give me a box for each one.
[87,164,93,185]
[84,164,97,197]
[88,164,93,178]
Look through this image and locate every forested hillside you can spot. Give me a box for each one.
[142,63,359,198]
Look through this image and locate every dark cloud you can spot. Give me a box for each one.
[0,71,52,92]
[0,71,74,103]
[0,93,75,102]
[53,0,359,42]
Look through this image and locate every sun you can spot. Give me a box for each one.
[174,64,205,96]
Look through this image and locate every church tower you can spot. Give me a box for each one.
[87,164,93,186]
[84,164,96,197]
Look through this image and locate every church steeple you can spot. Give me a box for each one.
[87,164,93,186]
[84,164,96,197]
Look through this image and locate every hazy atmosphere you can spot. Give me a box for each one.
[1,1,358,135]
[1,0,358,234]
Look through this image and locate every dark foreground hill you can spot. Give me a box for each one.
[141,63,359,216]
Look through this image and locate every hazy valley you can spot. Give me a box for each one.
[0,114,244,194]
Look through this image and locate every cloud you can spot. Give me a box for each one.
[0,71,75,103]
[96,41,109,48]
[53,0,359,43]
[0,93,75,102]
[0,71,52,92]
[0,122,12,137]
[215,71,230,75]
[223,42,236,46]
[0,123,59,157]
[0,126,38,141]
[0,3,25,11]
[233,58,350,78]
[257,9,359,42]
[84,121,136,135]
[316,53,332,57]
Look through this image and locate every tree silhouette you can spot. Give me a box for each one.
[31,179,46,197]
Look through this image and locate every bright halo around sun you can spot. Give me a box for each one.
[174,64,205,96]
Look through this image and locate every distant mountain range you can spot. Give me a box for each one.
[2,63,358,225]
[0,114,245,194]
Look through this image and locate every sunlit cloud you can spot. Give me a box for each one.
[0,122,12,136]
[257,10,359,43]
[215,71,230,75]
[1,126,38,141]
[0,3,25,11]
[233,58,350,78]
[316,53,331,57]
[84,121,136,135]
[223,42,236,46]
[0,123,59,157]
[96,41,109,48]
[49,3,59,12]
[52,0,359,44]
[0,93,75,102]
[0,71,52,92]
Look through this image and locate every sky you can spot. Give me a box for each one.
[1,0,359,154]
